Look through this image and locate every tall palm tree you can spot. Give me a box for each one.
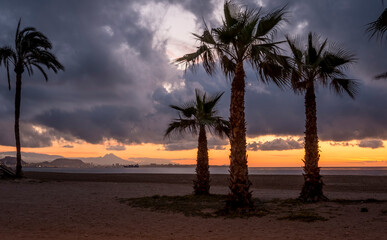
[0,19,64,178]
[366,3,387,79]
[286,32,357,202]
[176,1,287,209]
[165,89,229,195]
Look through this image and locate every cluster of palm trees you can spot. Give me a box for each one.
[1,1,384,211]
[169,0,363,210]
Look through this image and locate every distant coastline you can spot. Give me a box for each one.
[22,166,387,176]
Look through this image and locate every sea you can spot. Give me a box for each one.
[23,167,387,176]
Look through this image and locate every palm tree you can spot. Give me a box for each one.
[176,1,287,209]
[366,3,387,79]
[0,19,64,178]
[165,89,229,195]
[285,32,358,202]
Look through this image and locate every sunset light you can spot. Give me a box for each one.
[0,1,386,239]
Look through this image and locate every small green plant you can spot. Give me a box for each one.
[118,194,267,218]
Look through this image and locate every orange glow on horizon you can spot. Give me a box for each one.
[1,135,386,167]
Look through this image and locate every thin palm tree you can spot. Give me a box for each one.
[0,19,64,178]
[176,1,287,209]
[286,32,358,202]
[366,3,387,79]
[165,89,229,195]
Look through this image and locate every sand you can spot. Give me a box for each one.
[1,172,387,239]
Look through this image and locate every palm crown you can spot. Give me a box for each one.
[0,19,64,87]
[165,90,229,138]
[366,5,387,79]
[366,8,387,41]
[176,1,287,85]
[286,32,358,97]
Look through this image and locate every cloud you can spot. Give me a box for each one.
[128,157,192,164]
[247,138,303,151]
[358,139,384,149]
[329,142,355,147]
[0,120,59,148]
[164,136,229,151]
[0,0,386,149]
[62,145,74,148]
[106,145,126,151]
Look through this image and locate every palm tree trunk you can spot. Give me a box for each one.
[227,61,253,210]
[299,84,327,202]
[194,125,210,195]
[14,72,23,178]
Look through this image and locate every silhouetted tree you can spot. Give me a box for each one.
[176,0,287,210]
[165,90,229,195]
[366,3,387,79]
[285,32,357,202]
[0,19,64,177]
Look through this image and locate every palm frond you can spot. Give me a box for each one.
[207,117,230,139]
[224,0,240,27]
[286,36,304,65]
[366,8,387,41]
[169,104,196,118]
[257,57,288,88]
[203,91,224,114]
[193,28,216,46]
[164,119,198,138]
[175,44,216,75]
[0,46,16,90]
[31,63,48,81]
[329,78,359,99]
[306,33,319,65]
[219,54,236,79]
[320,50,356,75]
[374,71,387,79]
[256,6,287,38]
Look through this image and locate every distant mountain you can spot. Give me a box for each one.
[27,158,92,168]
[0,152,134,166]
[0,152,63,163]
[0,156,27,166]
[47,158,90,168]
[80,153,135,165]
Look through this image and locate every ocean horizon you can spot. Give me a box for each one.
[23,166,387,176]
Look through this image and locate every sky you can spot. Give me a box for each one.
[0,0,386,167]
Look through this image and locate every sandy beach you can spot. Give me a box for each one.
[1,172,387,240]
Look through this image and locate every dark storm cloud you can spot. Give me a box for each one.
[0,0,186,146]
[358,139,384,149]
[0,0,386,149]
[244,81,387,141]
[0,120,54,147]
[247,138,303,151]
[35,105,157,144]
